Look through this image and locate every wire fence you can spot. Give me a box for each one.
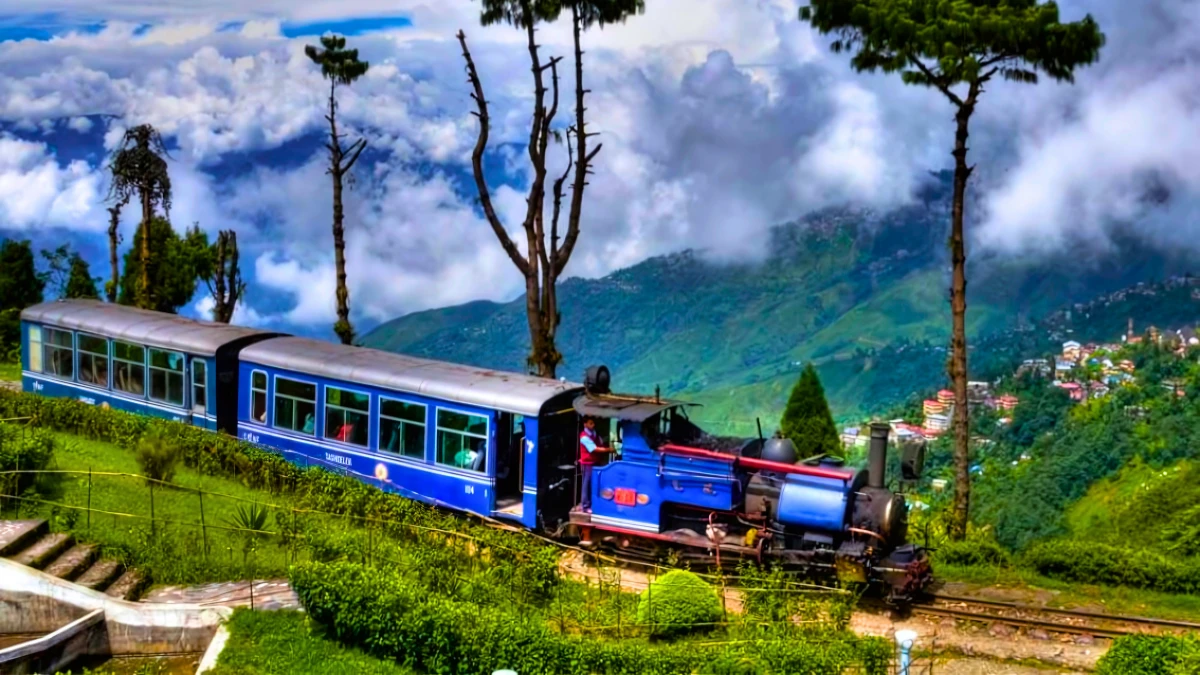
[0,463,938,673]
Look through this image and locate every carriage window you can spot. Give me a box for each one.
[380,398,426,460]
[77,334,109,388]
[436,409,488,473]
[325,386,369,447]
[148,348,185,406]
[113,342,145,396]
[250,370,267,423]
[27,325,43,373]
[192,361,207,415]
[274,376,316,435]
[42,328,73,379]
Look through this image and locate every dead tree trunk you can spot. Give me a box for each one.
[324,79,366,345]
[459,4,602,379]
[205,230,246,323]
[105,201,125,303]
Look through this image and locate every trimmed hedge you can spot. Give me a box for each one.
[934,538,1011,568]
[1023,540,1200,594]
[0,390,560,593]
[637,569,723,638]
[1096,634,1200,675]
[291,561,892,675]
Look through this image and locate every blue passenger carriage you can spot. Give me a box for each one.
[19,300,283,431]
[234,337,585,528]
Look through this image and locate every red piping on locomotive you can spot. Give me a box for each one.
[659,443,855,481]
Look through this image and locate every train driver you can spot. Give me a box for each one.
[578,417,609,513]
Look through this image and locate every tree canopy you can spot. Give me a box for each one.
[780,363,842,458]
[798,0,1105,95]
[65,254,101,300]
[0,239,44,359]
[39,245,100,300]
[118,219,209,314]
[479,0,645,29]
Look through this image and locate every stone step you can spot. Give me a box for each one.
[0,519,48,556]
[105,569,146,601]
[42,543,99,581]
[76,559,124,592]
[11,532,74,569]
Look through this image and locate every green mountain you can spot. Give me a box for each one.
[362,172,1198,434]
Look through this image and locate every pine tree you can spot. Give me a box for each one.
[780,363,841,458]
[118,218,207,314]
[799,0,1104,540]
[64,253,100,299]
[0,239,45,359]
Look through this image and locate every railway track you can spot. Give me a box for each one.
[909,593,1200,639]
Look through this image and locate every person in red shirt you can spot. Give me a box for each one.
[578,417,608,512]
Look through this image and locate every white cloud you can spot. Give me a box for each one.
[0,134,104,231]
[192,293,265,326]
[66,115,92,132]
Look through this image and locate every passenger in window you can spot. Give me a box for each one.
[578,417,609,513]
[302,413,315,434]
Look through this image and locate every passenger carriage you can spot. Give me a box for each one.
[19,300,282,431]
[233,336,585,528]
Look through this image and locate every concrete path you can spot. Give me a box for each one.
[141,580,301,611]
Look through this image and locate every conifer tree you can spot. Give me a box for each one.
[799,0,1104,540]
[118,218,207,314]
[780,363,841,458]
[64,253,100,300]
[0,239,44,358]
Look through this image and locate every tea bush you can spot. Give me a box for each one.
[135,428,180,483]
[636,569,723,638]
[1096,634,1200,675]
[935,537,1011,568]
[1023,540,1200,594]
[291,560,892,675]
[0,421,55,493]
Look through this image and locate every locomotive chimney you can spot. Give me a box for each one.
[868,423,890,489]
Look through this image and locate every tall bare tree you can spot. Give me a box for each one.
[107,124,172,310]
[305,34,370,345]
[105,201,126,302]
[201,230,247,324]
[462,0,644,378]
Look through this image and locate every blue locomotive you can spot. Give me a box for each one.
[17,300,931,601]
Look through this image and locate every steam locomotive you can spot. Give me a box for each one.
[18,300,931,602]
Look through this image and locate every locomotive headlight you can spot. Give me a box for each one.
[636,493,650,505]
[600,488,614,500]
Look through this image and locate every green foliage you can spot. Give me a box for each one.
[934,537,1010,568]
[39,245,100,300]
[479,0,646,30]
[779,363,841,458]
[1022,540,1200,595]
[304,34,369,86]
[798,0,1105,90]
[118,219,209,313]
[208,608,415,674]
[292,561,890,675]
[0,422,55,494]
[0,238,45,357]
[635,569,723,638]
[1096,634,1200,675]
[135,428,180,483]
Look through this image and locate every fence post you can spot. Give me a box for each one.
[198,488,208,559]
[149,480,156,538]
[616,567,622,639]
[86,468,92,533]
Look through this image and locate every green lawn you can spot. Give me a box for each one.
[0,361,19,382]
[26,432,323,585]
[210,609,413,674]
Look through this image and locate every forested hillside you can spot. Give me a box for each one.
[363,172,1200,434]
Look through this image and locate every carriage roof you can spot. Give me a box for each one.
[240,336,585,417]
[20,299,280,356]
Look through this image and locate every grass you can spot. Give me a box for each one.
[18,431,327,585]
[0,361,18,382]
[937,563,1200,622]
[209,608,414,674]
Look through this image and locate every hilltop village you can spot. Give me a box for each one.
[841,319,1200,451]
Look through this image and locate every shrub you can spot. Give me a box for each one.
[135,428,180,484]
[291,561,890,675]
[1023,540,1200,594]
[0,422,55,494]
[1096,634,1200,675]
[636,569,723,638]
[935,537,1011,568]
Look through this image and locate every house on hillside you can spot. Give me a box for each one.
[1056,381,1084,402]
[1055,358,1076,376]
[997,394,1019,411]
[936,389,955,406]
[1017,358,1051,378]
[1062,340,1082,361]
[1119,359,1135,373]
[924,413,950,435]
[967,381,991,403]
[923,399,945,416]
[841,427,867,450]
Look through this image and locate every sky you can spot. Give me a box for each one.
[0,0,1197,339]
